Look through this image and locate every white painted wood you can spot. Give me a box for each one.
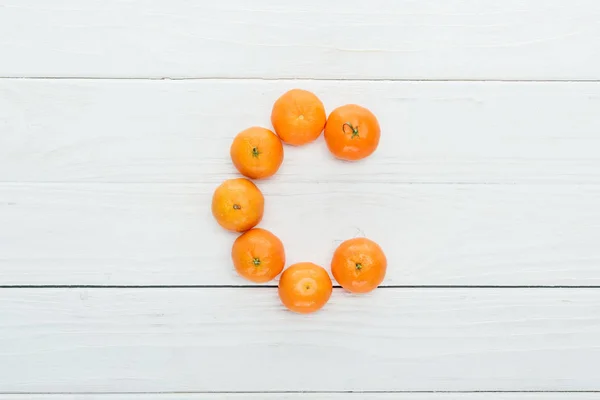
[1,79,599,184]
[1,182,599,286]
[0,288,599,392]
[1,0,599,79]
[1,395,598,399]
[2,1,599,396]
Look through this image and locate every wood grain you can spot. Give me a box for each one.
[1,79,599,184]
[1,182,599,286]
[1,0,599,79]
[3,0,600,396]
[0,288,598,392]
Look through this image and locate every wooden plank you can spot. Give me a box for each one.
[1,394,598,399]
[1,79,599,184]
[0,0,599,79]
[1,182,599,286]
[0,288,598,392]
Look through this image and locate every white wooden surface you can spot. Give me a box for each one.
[2,183,599,286]
[2,396,599,400]
[1,0,600,397]
[1,396,599,400]
[1,80,599,185]
[1,0,600,80]
[1,80,599,286]
[1,288,599,392]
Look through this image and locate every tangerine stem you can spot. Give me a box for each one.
[342,122,360,138]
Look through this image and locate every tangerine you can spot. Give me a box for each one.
[271,89,326,146]
[331,237,387,293]
[231,228,285,283]
[278,262,332,313]
[230,126,284,179]
[324,104,380,161]
[211,178,264,232]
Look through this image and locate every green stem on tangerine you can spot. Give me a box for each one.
[355,263,363,270]
[252,257,261,267]
[252,147,260,158]
[342,122,360,138]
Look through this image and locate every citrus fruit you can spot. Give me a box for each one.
[271,89,326,146]
[324,104,381,161]
[231,228,285,283]
[230,126,284,179]
[278,262,332,313]
[211,178,264,232]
